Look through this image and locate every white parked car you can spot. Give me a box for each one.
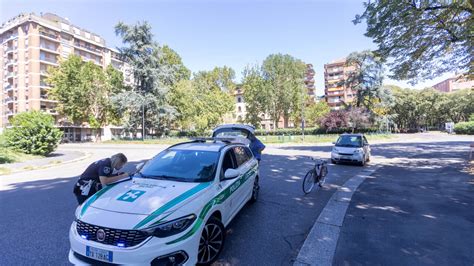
[331,134,371,166]
[69,138,259,265]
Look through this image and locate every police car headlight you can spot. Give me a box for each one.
[354,148,364,153]
[142,214,196,238]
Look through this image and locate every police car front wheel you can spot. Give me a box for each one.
[197,217,225,265]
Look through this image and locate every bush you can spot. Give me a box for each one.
[454,121,474,135]
[4,111,63,156]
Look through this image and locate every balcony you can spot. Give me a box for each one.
[5,59,16,66]
[40,95,57,102]
[6,110,14,116]
[4,97,15,104]
[4,84,13,92]
[3,34,18,43]
[5,71,16,79]
[4,46,16,53]
[39,56,58,66]
[39,31,59,42]
[40,81,52,88]
[47,109,58,115]
[40,44,60,54]
[73,42,102,55]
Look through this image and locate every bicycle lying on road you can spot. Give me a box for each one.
[302,157,328,194]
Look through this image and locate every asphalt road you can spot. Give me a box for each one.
[334,141,474,265]
[0,135,471,265]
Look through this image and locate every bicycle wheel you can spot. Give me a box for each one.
[302,170,316,194]
[318,165,328,187]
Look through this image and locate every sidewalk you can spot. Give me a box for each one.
[0,149,88,175]
[333,146,473,265]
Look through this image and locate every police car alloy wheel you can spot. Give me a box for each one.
[197,217,225,265]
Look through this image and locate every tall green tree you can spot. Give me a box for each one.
[345,50,385,112]
[262,54,307,128]
[167,67,235,132]
[48,56,123,140]
[159,45,191,86]
[114,21,177,137]
[354,1,473,83]
[242,65,268,128]
[47,55,86,124]
[305,101,330,127]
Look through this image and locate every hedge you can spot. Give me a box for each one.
[454,121,474,135]
[254,127,380,136]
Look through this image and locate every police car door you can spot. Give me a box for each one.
[219,147,240,223]
[231,146,253,213]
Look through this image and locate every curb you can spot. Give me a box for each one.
[0,151,92,176]
[293,165,380,266]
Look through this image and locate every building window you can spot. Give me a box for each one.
[238,106,242,112]
[237,97,241,103]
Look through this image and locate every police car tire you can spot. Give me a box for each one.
[249,176,259,204]
[197,217,226,265]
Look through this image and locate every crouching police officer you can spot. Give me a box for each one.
[74,153,130,204]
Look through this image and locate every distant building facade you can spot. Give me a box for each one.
[324,58,356,110]
[432,75,473,93]
[1,13,132,141]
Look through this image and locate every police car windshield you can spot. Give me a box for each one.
[139,149,219,182]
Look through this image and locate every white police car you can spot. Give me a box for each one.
[69,138,259,265]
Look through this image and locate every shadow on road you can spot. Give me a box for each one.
[334,143,474,265]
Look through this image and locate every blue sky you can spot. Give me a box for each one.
[1,0,450,95]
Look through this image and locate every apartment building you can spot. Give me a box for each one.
[324,58,356,110]
[432,75,473,93]
[225,86,295,130]
[0,13,132,140]
[305,63,316,100]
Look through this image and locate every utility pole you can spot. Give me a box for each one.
[142,99,145,141]
[301,84,305,142]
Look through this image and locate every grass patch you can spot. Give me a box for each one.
[0,147,42,164]
[104,134,396,145]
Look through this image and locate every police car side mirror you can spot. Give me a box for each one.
[223,169,239,180]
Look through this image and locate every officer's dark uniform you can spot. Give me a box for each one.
[74,158,115,204]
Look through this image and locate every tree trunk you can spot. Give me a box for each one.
[94,128,101,142]
[283,116,289,128]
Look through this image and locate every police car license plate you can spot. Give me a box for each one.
[86,246,113,262]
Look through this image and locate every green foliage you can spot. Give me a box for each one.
[454,121,474,135]
[305,101,330,127]
[48,56,123,138]
[345,50,386,111]
[160,45,191,84]
[262,54,307,128]
[47,55,86,124]
[354,1,473,83]
[114,21,181,137]
[4,111,62,156]
[168,67,235,133]
[388,86,473,131]
[242,65,268,127]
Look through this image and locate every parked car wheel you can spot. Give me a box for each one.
[197,217,226,265]
[249,176,259,203]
